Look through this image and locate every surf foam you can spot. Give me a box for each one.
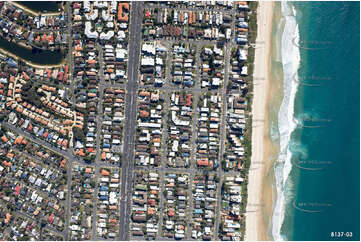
[272,2,300,241]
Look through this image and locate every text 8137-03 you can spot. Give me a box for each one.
[330,232,353,238]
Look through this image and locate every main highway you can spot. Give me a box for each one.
[119,2,144,240]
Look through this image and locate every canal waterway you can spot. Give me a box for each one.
[18,1,62,13]
[0,37,65,66]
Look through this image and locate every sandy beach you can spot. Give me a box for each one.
[245,2,275,241]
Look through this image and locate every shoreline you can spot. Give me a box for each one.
[0,36,33,50]
[0,47,66,69]
[245,2,275,241]
[12,2,62,16]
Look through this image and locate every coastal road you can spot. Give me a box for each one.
[214,41,233,239]
[119,2,143,240]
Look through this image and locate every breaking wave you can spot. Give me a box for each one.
[272,2,300,241]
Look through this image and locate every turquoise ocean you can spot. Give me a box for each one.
[271,2,360,241]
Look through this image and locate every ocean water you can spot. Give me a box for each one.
[272,2,360,241]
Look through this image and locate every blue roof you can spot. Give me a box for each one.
[16,202,23,210]
[7,59,17,68]
[100,186,109,191]
[194,209,203,214]
[38,129,44,136]
[167,174,177,178]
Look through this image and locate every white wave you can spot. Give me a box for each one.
[294,110,320,124]
[270,119,280,142]
[272,2,301,241]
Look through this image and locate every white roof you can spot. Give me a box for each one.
[142,43,156,55]
[141,57,155,66]
[85,22,98,39]
[100,31,114,40]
